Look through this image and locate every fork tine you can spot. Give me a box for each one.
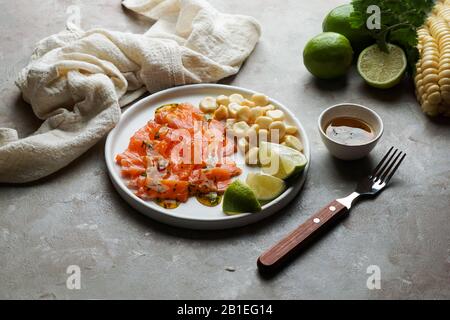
[370,146,394,178]
[384,152,406,184]
[379,151,402,182]
[374,148,398,181]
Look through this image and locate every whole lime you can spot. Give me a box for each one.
[303,32,353,79]
[322,4,373,52]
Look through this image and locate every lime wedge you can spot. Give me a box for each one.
[222,180,261,215]
[258,142,308,180]
[246,172,286,201]
[357,43,407,89]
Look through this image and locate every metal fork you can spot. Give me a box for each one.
[257,147,406,272]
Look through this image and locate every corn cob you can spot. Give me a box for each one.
[415,0,450,116]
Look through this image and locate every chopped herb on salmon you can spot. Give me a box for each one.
[116,103,241,204]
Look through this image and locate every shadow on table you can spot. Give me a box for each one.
[1,94,41,137]
[308,71,415,104]
[429,115,450,126]
[218,74,238,86]
[108,174,308,241]
[327,151,406,191]
[311,75,349,92]
[328,153,374,183]
[356,76,414,103]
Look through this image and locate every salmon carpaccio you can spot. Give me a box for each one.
[115,103,242,203]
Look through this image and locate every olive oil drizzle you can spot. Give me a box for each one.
[154,198,180,209]
[154,193,222,209]
[196,192,222,207]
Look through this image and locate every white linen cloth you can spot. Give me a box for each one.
[0,0,260,183]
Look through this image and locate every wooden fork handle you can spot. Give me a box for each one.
[257,200,348,272]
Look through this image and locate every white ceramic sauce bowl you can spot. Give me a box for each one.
[318,103,383,160]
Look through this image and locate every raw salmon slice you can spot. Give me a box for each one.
[116,103,241,204]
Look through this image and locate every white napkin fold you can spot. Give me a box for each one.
[0,0,260,183]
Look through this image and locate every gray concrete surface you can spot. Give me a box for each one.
[1,0,449,299]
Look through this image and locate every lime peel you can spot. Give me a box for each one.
[222,180,261,215]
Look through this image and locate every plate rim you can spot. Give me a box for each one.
[104,84,310,229]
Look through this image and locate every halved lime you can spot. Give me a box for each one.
[246,172,286,201]
[258,142,308,180]
[357,43,407,89]
[222,180,261,215]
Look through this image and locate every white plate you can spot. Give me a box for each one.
[105,84,310,230]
